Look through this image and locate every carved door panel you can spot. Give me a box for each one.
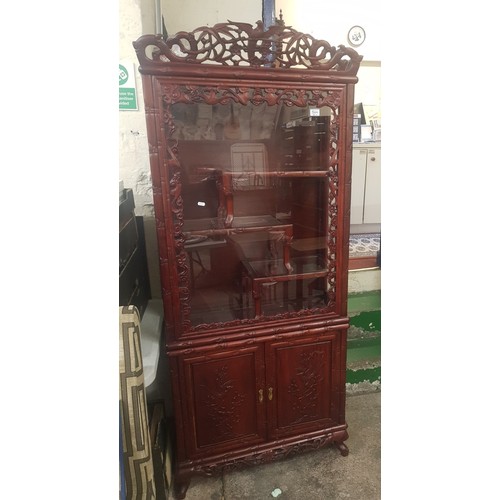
[266,332,343,440]
[180,345,267,458]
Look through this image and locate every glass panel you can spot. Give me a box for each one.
[170,98,335,327]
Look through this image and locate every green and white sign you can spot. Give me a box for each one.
[119,61,138,110]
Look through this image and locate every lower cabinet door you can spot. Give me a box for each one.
[180,344,267,457]
[266,331,343,439]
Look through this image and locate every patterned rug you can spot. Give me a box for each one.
[349,233,381,258]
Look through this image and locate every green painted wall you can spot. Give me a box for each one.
[346,291,381,387]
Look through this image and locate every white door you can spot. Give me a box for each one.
[350,148,367,224]
[363,148,381,224]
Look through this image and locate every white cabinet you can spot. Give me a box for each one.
[350,144,381,225]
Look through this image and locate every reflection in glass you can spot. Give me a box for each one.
[170,99,336,327]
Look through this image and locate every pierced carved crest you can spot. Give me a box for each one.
[134,20,362,74]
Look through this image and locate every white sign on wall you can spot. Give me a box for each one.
[119,61,138,111]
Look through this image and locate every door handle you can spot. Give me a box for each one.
[268,387,273,401]
[258,389,264,403]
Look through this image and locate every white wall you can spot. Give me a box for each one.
[119,0,156,216]
[356,62,382,122]
[276,0,381,61]
[161,0,261,34]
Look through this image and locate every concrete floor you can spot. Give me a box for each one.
[168,390,381,500]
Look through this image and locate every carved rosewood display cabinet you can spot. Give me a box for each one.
[133,19,362,499]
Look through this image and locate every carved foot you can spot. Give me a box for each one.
[334,441,349,457]
[172,476,191,500]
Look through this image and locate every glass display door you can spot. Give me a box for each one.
[164,92,342,328]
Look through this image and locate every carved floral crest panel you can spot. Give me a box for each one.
[134,21,362,74]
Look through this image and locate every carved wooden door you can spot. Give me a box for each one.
[266,331,344,440]
[180,344,267,458]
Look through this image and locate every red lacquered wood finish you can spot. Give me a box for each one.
[134,20,361,499]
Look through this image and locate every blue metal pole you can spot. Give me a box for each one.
[262,0,275,30]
